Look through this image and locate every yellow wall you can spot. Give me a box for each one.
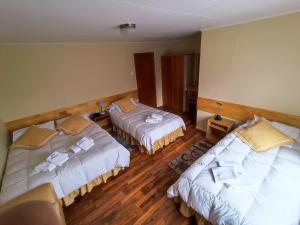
[0,42,167,121]
[197,13,300,130]
[167,33,201,54]
[0,34,200,122]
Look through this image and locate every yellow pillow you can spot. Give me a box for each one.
[235,118,295,152]
[115,98,136,113]
[57,115,92,135]
[11,126,57,150]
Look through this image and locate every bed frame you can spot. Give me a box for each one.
[112,124,184,155]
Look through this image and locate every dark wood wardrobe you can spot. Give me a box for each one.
[161,54,199,114]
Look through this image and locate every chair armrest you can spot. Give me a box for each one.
[0,183,59,211]
[0,183,65,224]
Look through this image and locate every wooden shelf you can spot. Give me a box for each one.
[209,122,228,133]
[206,116,234,144]
[90,112,112,132]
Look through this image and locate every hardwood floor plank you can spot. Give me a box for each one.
[64,123,205,225]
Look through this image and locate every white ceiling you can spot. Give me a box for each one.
[0,0,299,42]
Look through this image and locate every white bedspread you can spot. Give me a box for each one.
[109,103,186,151]
[0,123,130,204]
[168,123,300,225]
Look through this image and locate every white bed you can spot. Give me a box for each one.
[168,121,300,225]
[109,102,186,153]
[0,122,130,205]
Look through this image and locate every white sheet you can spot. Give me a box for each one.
[109,103,186,151]
[168,122,300,225]
[0,123,130,204]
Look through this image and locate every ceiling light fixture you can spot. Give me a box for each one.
[119,23,136,37]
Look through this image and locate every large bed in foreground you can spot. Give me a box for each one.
[110,100,186,155]
[0,121,130,206]
[168,119,300,225]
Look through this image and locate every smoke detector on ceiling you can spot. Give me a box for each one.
[119,23,136,37]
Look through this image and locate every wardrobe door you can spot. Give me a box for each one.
[161,55,184,111]
[171,55,184,111]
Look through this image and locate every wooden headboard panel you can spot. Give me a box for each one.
[197,97,300,129]
[5,90,138,132]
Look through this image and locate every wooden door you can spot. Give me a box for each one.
[161,56,172,108]
[161,55,184,111]
[134,52,157,107]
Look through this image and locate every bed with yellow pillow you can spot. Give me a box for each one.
[168,117,300,225]
[109,98,186,155]
[0,116,130,206]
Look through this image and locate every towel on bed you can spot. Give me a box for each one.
[145,113,163,124]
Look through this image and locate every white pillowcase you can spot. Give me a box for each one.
[271,121,300,141]
[129,98,139,106]
[108,103,122,113]
[12,120,56,142]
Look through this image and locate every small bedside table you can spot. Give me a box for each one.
[206,116,234,144]
[89,111,112,132]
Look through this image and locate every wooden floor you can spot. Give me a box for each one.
[64,122,204,225]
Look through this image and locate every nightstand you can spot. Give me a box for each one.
[89,111,112,132]
[206,116,234,144]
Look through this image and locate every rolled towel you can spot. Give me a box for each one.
[151,113,163,121]
[70,145,81,153]
[145,118,161,124]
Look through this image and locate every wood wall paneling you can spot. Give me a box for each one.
[197,97,300,128]
[6,90,138,132]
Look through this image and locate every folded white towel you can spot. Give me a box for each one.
[212,166,242,184]
[217,161,243,175]
[47,151,69,166]
[145,118,161,124]
[151,113,163,121]
[145,113,163,124]
[76,136,94,151]
[35,161,56,173]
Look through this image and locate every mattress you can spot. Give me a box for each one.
[0,123,130,204]
[168,121,300,225]
[109,103,186,151]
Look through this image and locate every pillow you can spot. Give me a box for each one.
[56,115,92,135]
[271,121,300,141]
[115,98,136,113]
[235,118,295,152]
[12,121,55,142]
[55,114,91,126]
[11,126,57,150]
[108,103,122,113]
[129,98,139,106]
